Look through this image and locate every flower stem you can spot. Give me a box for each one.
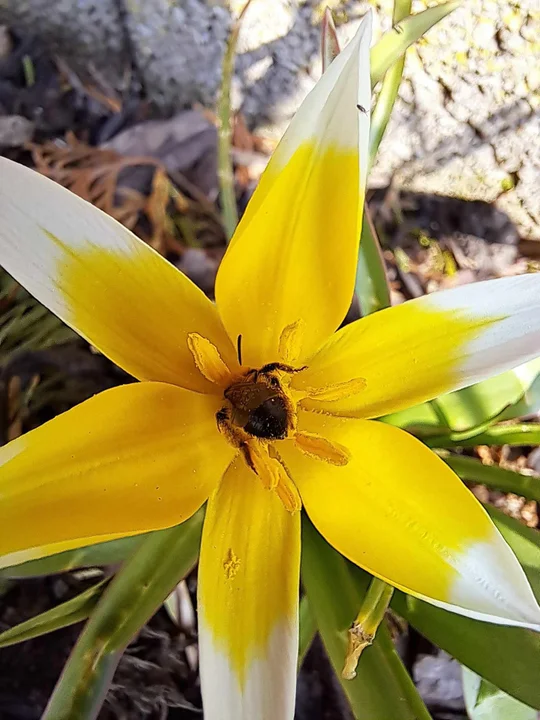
[342,577,394,680]
[217,1,253,241]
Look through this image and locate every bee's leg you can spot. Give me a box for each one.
[216,406,252,452]
[259,362,307,375]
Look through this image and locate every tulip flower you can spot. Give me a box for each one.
[1,13,540,719]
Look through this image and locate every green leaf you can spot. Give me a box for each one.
[356,205,391,315]
[0,534,145,579]
[462,667,536,720]
[43,512,203,720]
[500,372,540,421]
[298,594,317,668]
[0,580,107,649]
[424,423,540,449]
[383,402,443,434]
[369,0,411,168]
[393,506,540,709]
[218,1,254,240]
[443,454,540,504]
[383,359,540,435]
[358,0,455,318]
[433,358,540,432]
[302,518,432,720]
[370,2,461,88]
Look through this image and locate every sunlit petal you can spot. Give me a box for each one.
[198,457,300,719]
[215,14,372,366]
[295,274,540,418]
[0,158,237,392]
[281,413,540,630]
[0,383,233,568]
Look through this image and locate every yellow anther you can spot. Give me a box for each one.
[294,431,350,466]
[301,377,367,403]
[275,475,302,514]
[278,319,305,364]
[244,442,280,490]
[270,448,302,514]
[187,333,231,386]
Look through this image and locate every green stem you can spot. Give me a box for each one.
[343,577,394,680]
[368,0,411,169]
[356,206,391,315]
[218,1,253,240]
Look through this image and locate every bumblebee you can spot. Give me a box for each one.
[217,362,304,441]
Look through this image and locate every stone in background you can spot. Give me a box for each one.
[0,0,538,239]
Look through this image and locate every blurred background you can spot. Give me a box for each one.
[0,0,538,718]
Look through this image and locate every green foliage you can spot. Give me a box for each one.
[462,667,536,720]
[302,518,432,720]
[43,513,203,720]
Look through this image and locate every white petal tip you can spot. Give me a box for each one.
[448,533,540,632]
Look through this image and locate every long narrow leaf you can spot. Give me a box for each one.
[444,454,540,504]
[302,518,432,720]
[43,512,203,720]
[298,594,317,667]
[0,535,145,579]
[424,423,540,449]
[356,205,391,315]
[357,1,459,318]
[370,2,461,87]
[368,0,411,167]
[0,580,107,648]
[218,0,253,240]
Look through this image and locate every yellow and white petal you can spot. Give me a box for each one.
[198,457,300,719]
[0,382,234,568]
[281,413,540,630]
[0,158,237,392]
[215,14,372,367]
[295,273,540,419]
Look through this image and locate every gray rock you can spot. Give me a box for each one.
[414,651,465,712]
[1,0,538,239]
[0,115,34,147]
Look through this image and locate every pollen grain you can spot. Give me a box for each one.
[223,547,241,579]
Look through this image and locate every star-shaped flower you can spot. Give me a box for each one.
[1,14,540,719]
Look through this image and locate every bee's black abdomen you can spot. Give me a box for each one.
[244,396,289,439]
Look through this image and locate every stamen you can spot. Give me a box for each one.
[187,333,231,385]
[300,377,367,403]
[275,475,302,514]
[270,448,302,514]
[243,442,280,490]
[278,319,305,364]
[294,431,350,466]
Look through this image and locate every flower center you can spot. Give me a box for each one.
[220,362,303,441]
[187,329,354,513]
